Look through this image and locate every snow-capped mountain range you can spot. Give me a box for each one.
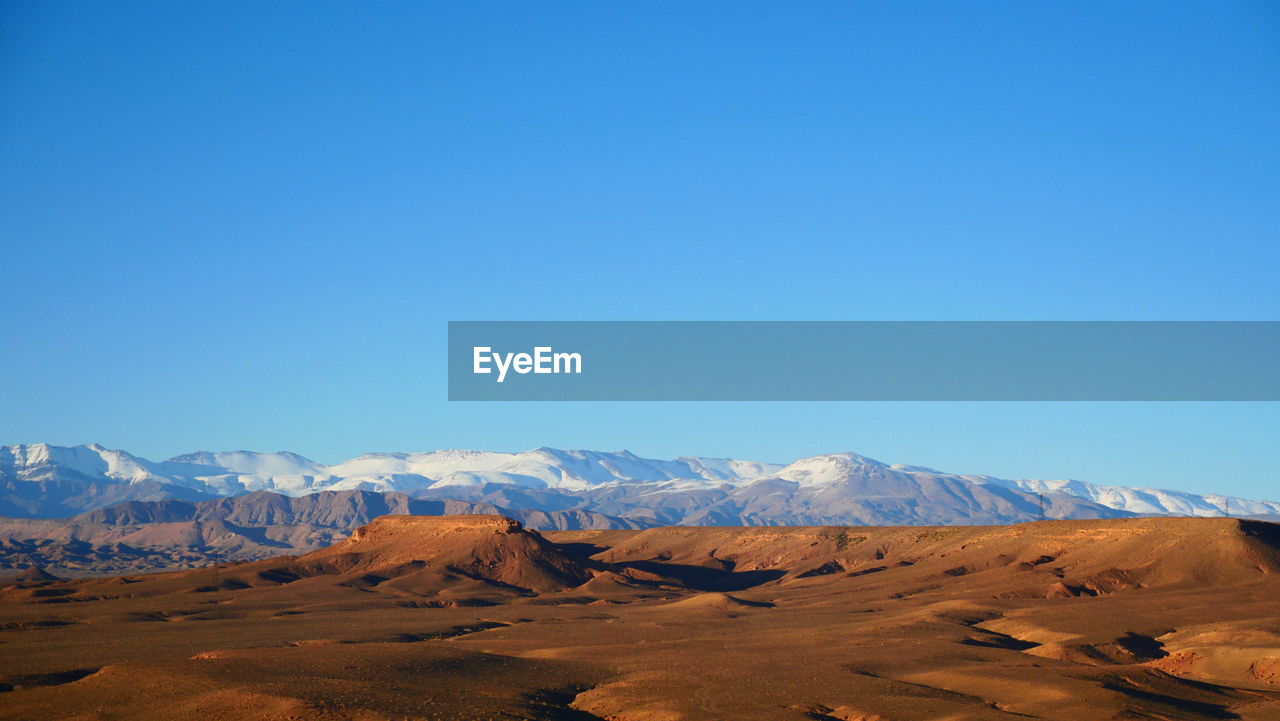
[2,442,1277,524]
[1,443,782,495]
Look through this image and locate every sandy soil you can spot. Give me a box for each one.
[2,515,1279,720]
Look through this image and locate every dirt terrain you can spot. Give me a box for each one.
[2,515,1280,720]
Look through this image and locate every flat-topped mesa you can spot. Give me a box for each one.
[291,514,592,593]
[347,514,523,543]
[322,515,533,567]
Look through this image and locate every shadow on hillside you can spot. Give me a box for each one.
[617,560,785,592]
[553,542,608,559]
[549,540,785,591]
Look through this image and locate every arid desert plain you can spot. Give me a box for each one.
[3,514,1280,720]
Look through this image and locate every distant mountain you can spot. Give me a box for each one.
[0,477,217,519]
[3,442,1276,526]
[0,443,780,501]
[167,450,325,478]
[661,454,1130,526]
[0,489,649,576]
[985,477,1280,518]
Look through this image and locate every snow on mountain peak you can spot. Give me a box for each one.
[770,452,890,487]
[2,442,184,487]
[5,443,1279,521]
[167,450,322,477]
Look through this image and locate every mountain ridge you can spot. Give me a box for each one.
[3,442,1276,525]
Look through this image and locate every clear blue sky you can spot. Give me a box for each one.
[2,2,1277,497]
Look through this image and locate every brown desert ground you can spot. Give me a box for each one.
[3,515,1280,720]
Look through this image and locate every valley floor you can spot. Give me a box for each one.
[2,516,1280,720]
